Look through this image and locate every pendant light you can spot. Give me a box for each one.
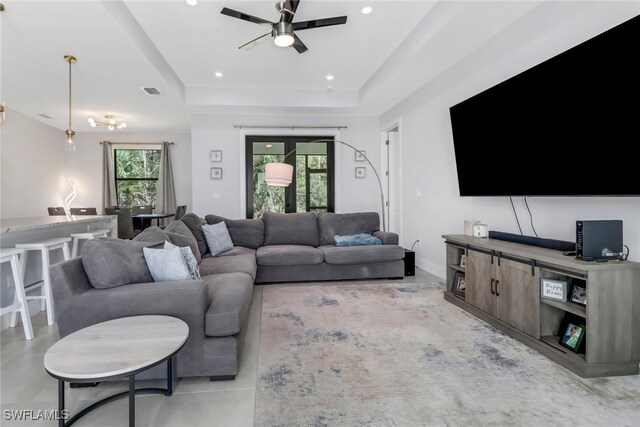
[64,55,77,151]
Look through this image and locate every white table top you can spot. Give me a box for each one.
[44,316,188,380]
[0,215,115,234]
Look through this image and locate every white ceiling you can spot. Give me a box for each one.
[2,1,636,133]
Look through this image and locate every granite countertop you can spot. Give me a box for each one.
[0,215,115,234]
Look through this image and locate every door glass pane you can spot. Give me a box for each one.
[295,142,328,213]
[309,173,327,211]
[252,142,285,219]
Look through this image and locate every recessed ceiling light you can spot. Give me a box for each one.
[214,71,223,78]
[265,144,273,148]
[326,75,334,81]
[362,7,372,15]
[186,0,198,6]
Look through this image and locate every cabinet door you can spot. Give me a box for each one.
[496,258,539,338]
[466,250,496,316]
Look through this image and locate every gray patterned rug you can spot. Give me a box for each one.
[255,282,640,426]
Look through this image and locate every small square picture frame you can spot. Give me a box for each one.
[570,285,587,306]
[355,167,366,178]
[453,271,466,298]
[210,150,222,162]
[559,322,586,353]
[460,254,467,268]
[355,150,366,162]
[211,167,222,179]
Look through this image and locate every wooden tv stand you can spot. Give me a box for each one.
[443,234,640,377]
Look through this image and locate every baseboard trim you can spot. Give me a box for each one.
[416,257,446,280]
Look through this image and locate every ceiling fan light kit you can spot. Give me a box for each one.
[221,0,347,54]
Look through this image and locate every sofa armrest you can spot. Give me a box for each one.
[373,231,399,245]
[56,280,208,338]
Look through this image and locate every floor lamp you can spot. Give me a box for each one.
[264,139,387,232]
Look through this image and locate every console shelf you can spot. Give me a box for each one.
[443,234,640,378]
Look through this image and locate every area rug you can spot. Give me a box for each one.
[255,282,640,426]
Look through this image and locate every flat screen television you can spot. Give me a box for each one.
[450,15,640,197]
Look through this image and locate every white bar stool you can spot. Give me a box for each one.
[70,229,110,257]
[15,237,71,326]
[0,248,34,340]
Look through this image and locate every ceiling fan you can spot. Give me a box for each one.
[220,0,347,54]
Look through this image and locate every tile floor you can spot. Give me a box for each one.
[0,269,440,427]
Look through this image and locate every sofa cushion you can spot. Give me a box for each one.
[218,246,256,257]
[317,212,380,246]
[263,212,319,247]
[199,254,257,280]
[256,245,324,266]
[202,222,234,256]
[143,246,192,282]
[181,213,209,257]
[165,220,202,263]
[204,273,254,337]
[320,245,405,265]
[133,226,168,248]
[205,214,264,249]
[82,238,154,289]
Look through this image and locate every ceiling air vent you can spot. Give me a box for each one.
[141,87,163,96]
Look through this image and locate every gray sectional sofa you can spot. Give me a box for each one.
[50,211,402,381]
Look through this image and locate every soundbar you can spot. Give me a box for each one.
[488,231,576,252]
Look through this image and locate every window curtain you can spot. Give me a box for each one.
[156,141,177,226]
[102,141,116,212]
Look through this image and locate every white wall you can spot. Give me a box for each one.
[380,3,640,277]
[191,114,381,219]
[64,131,192,212]
[0,108,68,218]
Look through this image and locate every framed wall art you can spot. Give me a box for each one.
[211,167,222,179]
[210,150,222,162]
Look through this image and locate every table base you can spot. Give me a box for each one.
[58,358,174,427]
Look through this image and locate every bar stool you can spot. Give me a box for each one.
[15,237,71,326]
[70,229,110,257]
[0,248,34,340]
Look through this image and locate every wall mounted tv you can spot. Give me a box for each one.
[450,15,639,197]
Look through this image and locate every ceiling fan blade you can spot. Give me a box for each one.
[291,33,308,54]
[239,32,272,51]
[293,16,347,31]
[220,7,274,27]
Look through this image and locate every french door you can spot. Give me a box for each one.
[245,136,335,219]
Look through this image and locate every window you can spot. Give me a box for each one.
[114,149,161,207]
[245,136,334,219]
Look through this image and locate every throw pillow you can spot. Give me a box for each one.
[133,226,170,248]
[334,233,382,247]
[143,246,192,282]
[164,240,201,279]
[165,220,202,263]
[202,222,234,256]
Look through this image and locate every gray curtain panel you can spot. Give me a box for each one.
[102,141,116,211]
[156,141,177,227]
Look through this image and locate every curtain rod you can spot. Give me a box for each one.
[99,141,174,145]
[233,125,347,130]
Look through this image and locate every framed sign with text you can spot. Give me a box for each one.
[540,278,568,302]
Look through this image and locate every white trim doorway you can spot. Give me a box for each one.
[380,118,403,244]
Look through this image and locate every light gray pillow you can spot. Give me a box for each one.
[143,246,191,282]
[164,240,201,279]
[202,222,234,256]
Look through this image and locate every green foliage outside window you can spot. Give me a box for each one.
[115,149,161,207]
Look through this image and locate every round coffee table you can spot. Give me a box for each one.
[44,315,188,427]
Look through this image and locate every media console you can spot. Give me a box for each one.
[443,234,640,377]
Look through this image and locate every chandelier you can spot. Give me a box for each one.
[64,55,77,151]
[88,115,127,130]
